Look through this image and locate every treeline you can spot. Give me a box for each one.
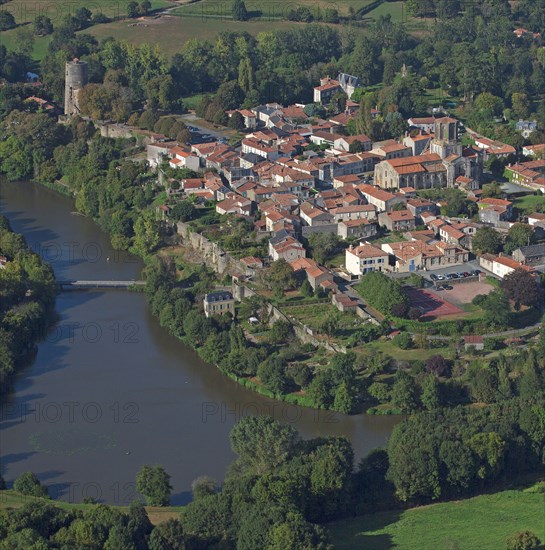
[0,215,56,395]
[2,398,544,547]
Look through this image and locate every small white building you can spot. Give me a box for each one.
[345,242,389,276]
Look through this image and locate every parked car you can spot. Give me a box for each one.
[437,274,445,280]
[443,285,453,290]
[430,274,438,281]
[463,272,471,277]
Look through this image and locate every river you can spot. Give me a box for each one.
[0,180,399,505]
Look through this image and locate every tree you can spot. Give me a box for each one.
[232,0,249,21]
[127,2,139,18]
[472,367,498,403]
[387,420,441,501]
[426,355,450,377]
[511,93,531,120]
[148,519,186,550]
[308,232,339,265]
[357,272,408,316]
[467,432,505,480]
[472,227,503,254]
[269,320,291,344]
[502,269,542,307]
[34,15,53,35]
[480,288,511,327]
[257,356,288,393]
[300,279,313,298]
[136,465,172,506]
[191,476,216,500]
[333,382,355,414]
[319,310,341,338]
[13,472,49,498]
[266,259,295,298]
[475,92,504,116]
[228,111,244,130]
[229,416,299,475]
[505,223,535,254]
[138,0,152,15]
[421,374,440,411]
[171,201,194,222]
[390,371,419,413]
[0,11,16,30]
[368,382,391,403]
[393,332,412,350]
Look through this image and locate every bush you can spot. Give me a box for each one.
[368,382,391,403]
[391,302,409,318]
[505,530,541,550]
[393,332,413,350]
[408,307,422,320]
[287,362,313,387]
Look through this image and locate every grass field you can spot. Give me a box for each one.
[2,0,171,26]
[171,0,377,18]
[84,15,303,56]
[1,0,171,60]
[329,482,545,550]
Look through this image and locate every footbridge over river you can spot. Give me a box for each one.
[56,280,145,290]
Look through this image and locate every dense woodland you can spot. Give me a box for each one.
[0,215,56,396]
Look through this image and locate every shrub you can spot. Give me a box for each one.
[425,355,450,377]
[393,332,413,350]
[408,307,422,320]
[13,472,49,498]
[505,530,541,550]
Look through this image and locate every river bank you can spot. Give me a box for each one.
[0,179,398,504]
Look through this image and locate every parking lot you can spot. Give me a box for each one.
[436,280,494,306]
[423,260,482,283]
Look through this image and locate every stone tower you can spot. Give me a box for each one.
[430,117,462,159]
[64,58,88,116]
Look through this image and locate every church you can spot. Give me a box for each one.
[374,117,483,190]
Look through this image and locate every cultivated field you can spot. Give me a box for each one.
[84,14,303,55]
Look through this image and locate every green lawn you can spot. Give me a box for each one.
[514,194,545,215]
[363,0,407,22]
[329,482,545,550]
[357,339,455,362]
[182,93,207,111]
